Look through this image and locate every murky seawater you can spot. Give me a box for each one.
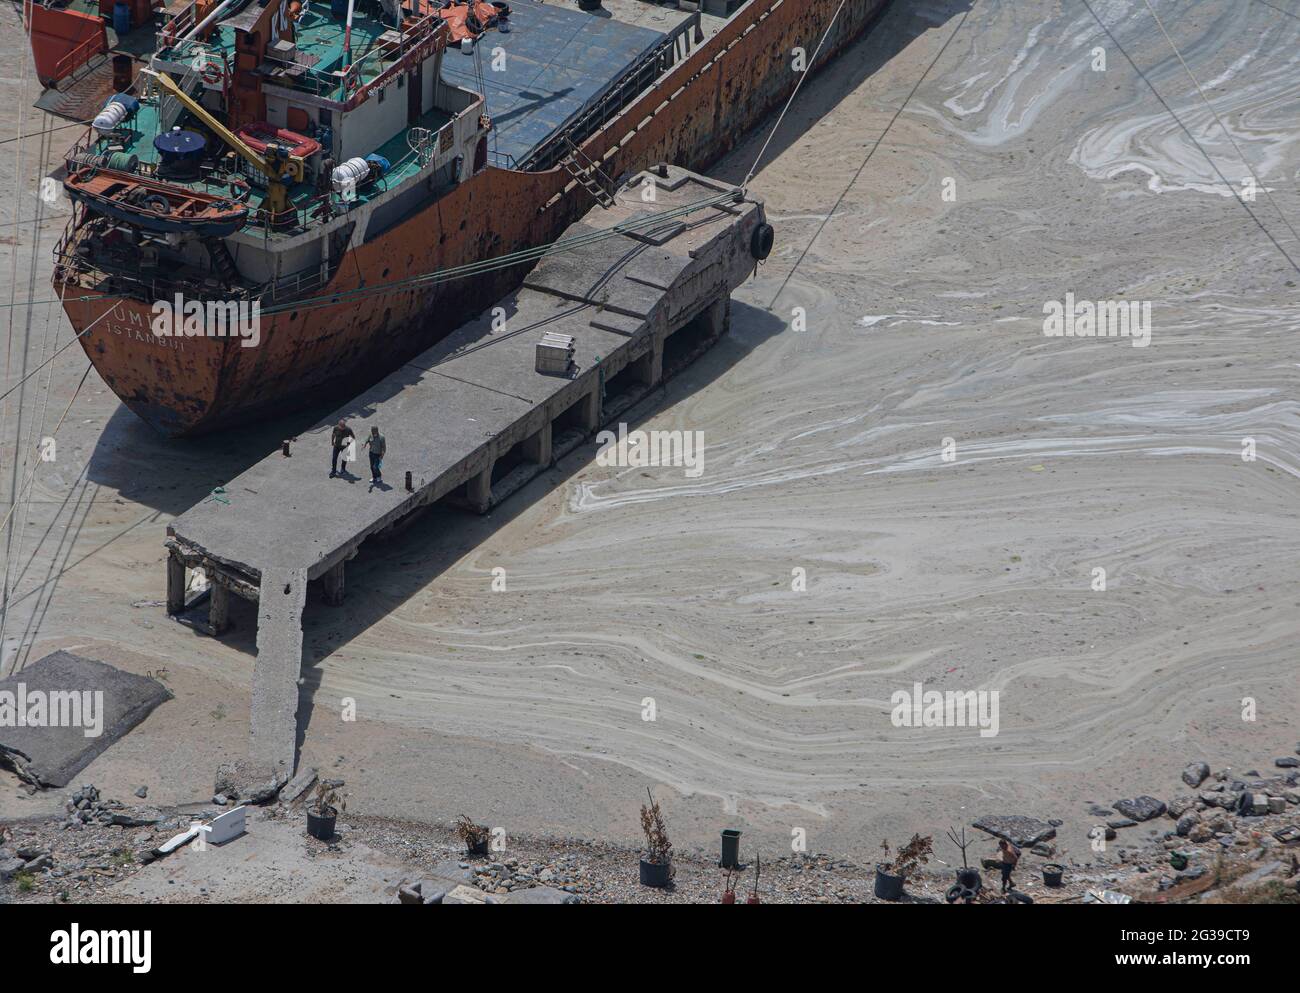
[1,0,1297,852]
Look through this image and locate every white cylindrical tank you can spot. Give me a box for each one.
[331,156,370,192]
[93,100,129,132]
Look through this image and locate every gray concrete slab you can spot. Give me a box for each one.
[170,167,761,584]
[0,651,173,788]
[249,567,308,782]
[406,299,632,406]
[173,368,536,577]
[524,239,693,318]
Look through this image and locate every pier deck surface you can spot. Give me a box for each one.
[168,167,762,586]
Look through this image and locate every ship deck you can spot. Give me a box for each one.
[95,92,454,210]
[438,0,667,169]
[69,0,698,224]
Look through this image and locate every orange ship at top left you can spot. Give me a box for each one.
[28,0,151,87]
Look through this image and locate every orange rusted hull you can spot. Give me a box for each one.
[27,3,108,86]
[58,0,890,436]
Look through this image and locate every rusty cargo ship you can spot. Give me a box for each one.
[47,0,889,436]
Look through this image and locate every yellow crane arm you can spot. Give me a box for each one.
[142,68,304,188]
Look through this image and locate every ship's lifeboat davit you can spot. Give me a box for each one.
[63,168,249,238]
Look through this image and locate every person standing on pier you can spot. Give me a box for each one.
[330,419,355,478]
[363,425,387,485]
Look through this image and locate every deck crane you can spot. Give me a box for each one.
[141,67,305,218]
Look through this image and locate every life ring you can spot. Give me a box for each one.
[750,222,775,261]
[200,60,224,86]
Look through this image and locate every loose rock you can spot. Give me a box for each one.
[1113,797,1167,822]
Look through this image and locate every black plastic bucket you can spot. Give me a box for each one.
[874,865,905,901]
[956,867,982,890]
[720,829,742,869]
[467,837,489,858]
[1043,863,1064,887]
[640,858,672,888]
[306,810,336,840]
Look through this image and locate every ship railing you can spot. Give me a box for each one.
[161,1,199,46]
[155,54,211,132]
[61,125,98,170]
[518,12,702,173]
[52,244,259,302]
[155,38,220,73]
[243,187,340,237]
[52,27,110,83]
[255,264,333,305]
[267,11,444,100]
[242,135,429,235]
[51,203,84,278]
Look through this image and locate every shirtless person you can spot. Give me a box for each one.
[998,839,1021,893]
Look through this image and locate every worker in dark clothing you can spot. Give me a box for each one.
[329,419,354,477]
[363,425,386,484]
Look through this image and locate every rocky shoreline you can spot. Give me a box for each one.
[3,749,1298,905]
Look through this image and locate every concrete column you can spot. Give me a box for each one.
[468,464,493,514]
[166,551,186,616]
[209,582,231,635]
[702,296,729,339]
[581,385,601,431]
[322,561,346,606]
[632,338,664,387]
[522,420,552,466]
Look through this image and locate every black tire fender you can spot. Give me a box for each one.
[750,222,775,261]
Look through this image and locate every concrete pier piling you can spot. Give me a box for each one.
[165,166,768,776]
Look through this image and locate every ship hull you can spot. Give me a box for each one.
[58,0,890,436]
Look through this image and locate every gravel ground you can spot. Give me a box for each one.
[5,754,1296,904]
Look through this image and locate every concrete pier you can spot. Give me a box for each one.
[165,166,768,776]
